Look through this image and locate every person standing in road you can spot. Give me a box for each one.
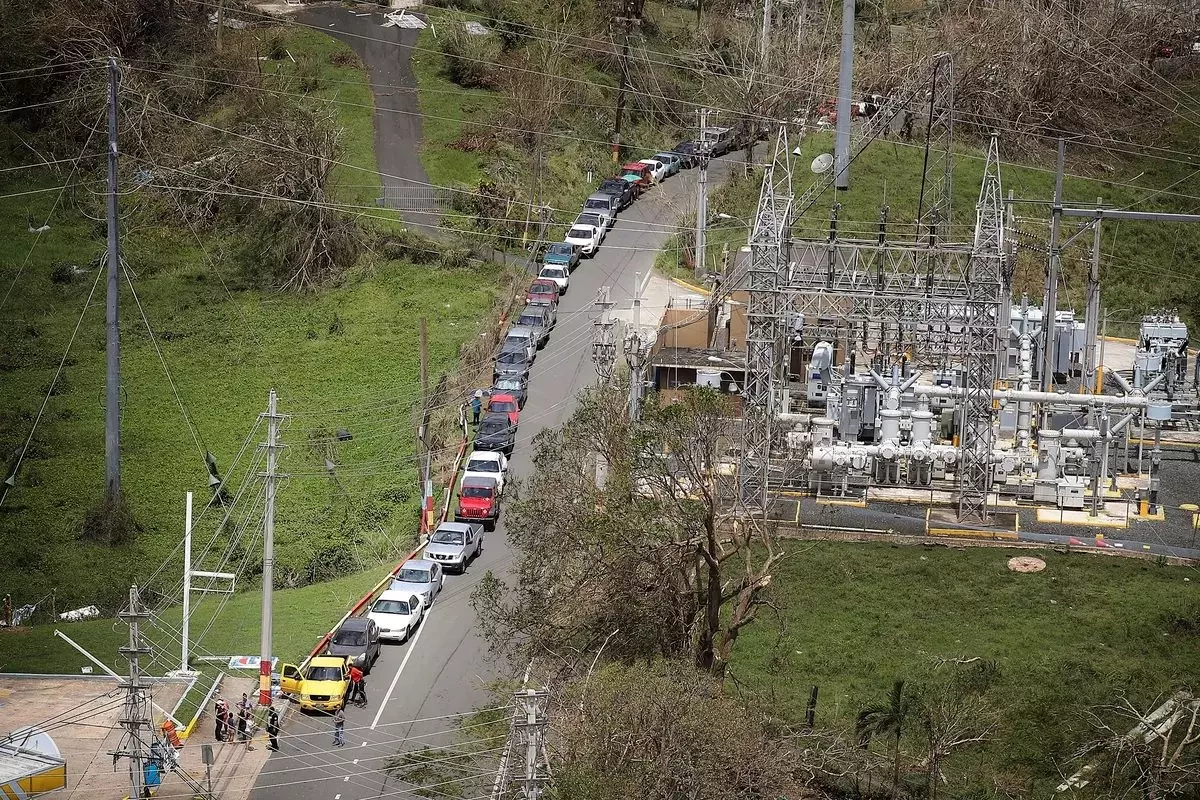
[348,664,364,705]
[218,700,233,743]
[266,705,280,752]
[332,706,346,747]
[471,391,483,425]
[214,699,227,742]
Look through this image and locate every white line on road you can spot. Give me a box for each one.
[370,611,432,730]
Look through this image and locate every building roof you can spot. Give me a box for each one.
[650,347,746,371]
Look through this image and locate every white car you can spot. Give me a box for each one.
[537,265,569,295]
[367,590,425,642]
[638,157,669,183]
[389,559,444,607]
[462,450,508,494]
[565,224,603,257]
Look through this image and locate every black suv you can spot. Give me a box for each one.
[672,140,698,168]
[597,178,635,210]
[494,346,533,382]
[474,412,516,455]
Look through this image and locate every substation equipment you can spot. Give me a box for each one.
[733,55,1195,524]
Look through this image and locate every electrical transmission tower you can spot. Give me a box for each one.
[915,53,954,243]
[739,127,793,513]
[591,286,617,383]
[114,585,154,800]
[957,134,1006,521]
[491,687,551,800]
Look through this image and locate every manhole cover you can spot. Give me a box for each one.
[1007,556,1046,573]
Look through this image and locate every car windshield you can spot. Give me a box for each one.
[585,198,609,209]
[468,458,499,472]
[504,336,529,348]
[495,378,522,391]
[331,629,366,647]
[491,400,516,412]
[547,243,573,256]
[432,529,465,545]
[398,568,430,583]
[497,352,525,365]
[540,268,565,279]
[567,227,592,239]
[306,666,343,682]
[577,215,600,226]
[518,314,543,327]
[462,485,493,498]
[373,599,411,615]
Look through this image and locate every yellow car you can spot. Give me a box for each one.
[280,655,350,713]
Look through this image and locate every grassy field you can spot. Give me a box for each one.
[0,28,504,640]
[732,543,1200,794]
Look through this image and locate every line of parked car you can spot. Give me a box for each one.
[275,132,741,715]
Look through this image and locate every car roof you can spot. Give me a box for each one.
[567,224,596,232]
[376,589,420,603]
[530,278,557,287]
[462,474,499,488]
[639,157,664,163]
[311,655,348,666]
[467,450,502,460]
[586,192,613,201]
[400,558,436,570]
[518,305,548,317]
[539,264,566,272]
[434,521,475,534]
[507,326,536,338]
[654,151,679,159]
[337,616,370,631]
[489,392,516,402]
[622,162,647,169]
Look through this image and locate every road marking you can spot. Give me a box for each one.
[335,795,341,799]
[353,759,359,765]
[370,609,432,730]
[344,776,350,782]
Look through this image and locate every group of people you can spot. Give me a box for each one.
[213,693,280,751]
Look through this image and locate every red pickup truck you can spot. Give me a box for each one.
[621,162,653,190]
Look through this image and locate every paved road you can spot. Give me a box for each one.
[249,159,737,800]
[297,4,439,232]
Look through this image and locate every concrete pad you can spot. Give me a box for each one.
[1035,505,1130,528]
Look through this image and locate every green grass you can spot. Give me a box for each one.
[0,28,505,641]
[410,30,491,190]
[732,543,1200,793]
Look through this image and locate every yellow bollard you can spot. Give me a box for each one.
[1140,495,1149,517]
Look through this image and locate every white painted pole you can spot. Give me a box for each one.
[181,491,192,673]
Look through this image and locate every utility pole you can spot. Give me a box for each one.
[418,318,432,531]
[613,0,642,164]
[105,56,122,498]
[259,389,283,706]
[1083,196,1103,395]
[694,107,709,279]
[115,585,152,800]
[833,0,855,191]
[624,272,651,422]
[1042,137,1065,397]
[216,0,225,52]
[181,491,192,674]
[592,286,617,383]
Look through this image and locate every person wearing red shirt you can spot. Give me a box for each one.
[348,664,366,705]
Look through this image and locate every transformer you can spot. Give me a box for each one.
[1134,311,1188,390]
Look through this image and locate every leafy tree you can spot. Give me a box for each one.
[471,383,781,679]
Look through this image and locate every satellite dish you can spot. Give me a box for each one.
[811,153,834,174]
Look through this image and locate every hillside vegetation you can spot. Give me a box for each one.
[0,12,506,613]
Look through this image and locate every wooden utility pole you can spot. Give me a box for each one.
[418,318,431,530]
[613,0,643,164]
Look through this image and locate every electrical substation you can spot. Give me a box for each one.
[727,55,1200,541]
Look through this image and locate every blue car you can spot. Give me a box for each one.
[543,242,581,271]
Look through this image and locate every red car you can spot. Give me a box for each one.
[620,162,653,190]
[456,475,500,531]
[487,393,520,426]
[526,278,560,306]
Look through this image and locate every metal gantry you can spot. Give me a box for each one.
[956,134,1006,521]
[738,127,794,513]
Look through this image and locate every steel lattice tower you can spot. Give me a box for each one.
[739,127,793,514]
[915,53,955,242]
[956,134,1006,521]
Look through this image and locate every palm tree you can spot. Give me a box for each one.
[856,679,913,797]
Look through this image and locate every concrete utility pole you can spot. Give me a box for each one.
[694,107,709,279]
[1041,137,1065,396]
[115,585,152,800]
[259,389,283,706]
[516,688,550,800]
[181,492,192,673]
[105,56,122,497]
[833,0,855,191]
[625,272,651,421]
[418,318,432,530]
